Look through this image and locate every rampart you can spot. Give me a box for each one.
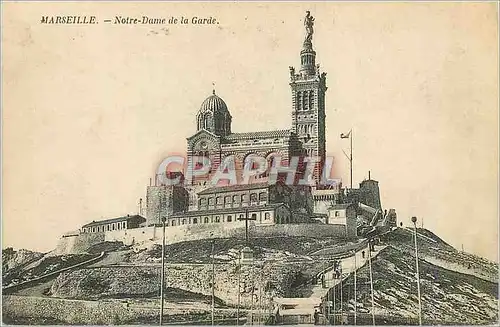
[55,223,351,254]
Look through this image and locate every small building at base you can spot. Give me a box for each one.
[327,203,357,239]
[81,215,146,233]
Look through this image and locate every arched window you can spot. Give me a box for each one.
[239,214,244,220]
[171,220,176,226]
[251,213,257,220]
[241,194,246,203]
[208,197,214,206]
[227,215,232,222]
[204,217,210,224]
[232,195,239,203]
[259,192,267,202]
[250,193,258,202]
[216,197,222,205]
[215,216,220,223]
[193,218,198,224]
[182,219,186,225]
[265,212,271,220]
[224,196,231,207]
[198,115,203,130]
[204,114,212,129]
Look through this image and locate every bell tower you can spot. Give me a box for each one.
[290,11,327,183]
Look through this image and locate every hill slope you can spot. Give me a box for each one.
[2,229,498,325]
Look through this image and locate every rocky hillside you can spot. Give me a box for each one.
[2,249,99,289]
[46,236,355,307]
[3,229,498,325]
[2,248,43,272]
[338,229,498,325]
[2,248,44,287]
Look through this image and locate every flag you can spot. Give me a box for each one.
[340,130,351,139]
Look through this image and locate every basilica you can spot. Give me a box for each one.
[144,12,337,227]
[72,12,396,243]
[186,12,328,183]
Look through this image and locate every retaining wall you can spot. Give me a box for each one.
[2,295,228,325]
[56,223,350,254]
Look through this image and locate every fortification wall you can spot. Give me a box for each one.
[56,223,349,254]
[105,223,349,246]
[51,232,105,256]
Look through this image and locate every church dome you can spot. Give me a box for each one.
[199,90,229,114]
[196,90,232,136]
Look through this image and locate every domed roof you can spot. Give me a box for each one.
[199,90,229,115]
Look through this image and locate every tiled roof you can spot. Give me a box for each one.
[224,129,291,141]
[171,203,287,217]
[82,215,146,228]
[198,182,272,195]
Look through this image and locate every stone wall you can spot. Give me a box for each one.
[2,295,229,325]
[51,232,105,256]
[56,223,349,255]
[145,185,189,226]
[49,262,298,309]
[105,223,349,247]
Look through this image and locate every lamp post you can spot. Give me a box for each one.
[411,216,423,325]
[237,251,241,326]
[211,238,215,326]
[368,242,375,325]
[159,217,166,326]
[353,250,357,326]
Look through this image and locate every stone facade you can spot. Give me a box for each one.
[311,184,344,215]
[169,203,292,227]
[145,185,189,226]
[345,175,382,211]
[327,203,357,239]
[196,182,292,211]
[359,178,382,210]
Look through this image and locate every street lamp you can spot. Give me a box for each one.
[159,216,166,326]
[211,237,215,326]
[237,250,241,326]
[411,216,422,325]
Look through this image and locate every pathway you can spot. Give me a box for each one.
[275,244,387,323]
[3,252,106,294]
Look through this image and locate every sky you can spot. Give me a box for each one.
[2,2,498,261]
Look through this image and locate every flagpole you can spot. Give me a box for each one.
[354,250,357,326]
[350,130,353,191]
